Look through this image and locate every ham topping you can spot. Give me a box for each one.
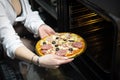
[41,49,47,54]
[41,44,53,50]
[56,49,67,56]
[72,42,83,48]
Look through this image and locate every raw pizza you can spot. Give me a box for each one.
[35,32,86,58]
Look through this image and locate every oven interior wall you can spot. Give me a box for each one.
[86,0,120,18]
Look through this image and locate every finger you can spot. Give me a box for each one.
[46,26,56,34]
[40,31,49,38]
[58,58,74,64]
[54,54,73,60]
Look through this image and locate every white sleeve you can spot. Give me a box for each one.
[22,0,45,37]
[0,3,24,59]
[24,11,45,37]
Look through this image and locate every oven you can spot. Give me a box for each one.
[56,0,120,80]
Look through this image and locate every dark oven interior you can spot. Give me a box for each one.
[57,0,118,80]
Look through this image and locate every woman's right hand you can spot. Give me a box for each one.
[38,54,74,69]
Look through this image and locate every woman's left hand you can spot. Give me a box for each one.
[38,24,56,38]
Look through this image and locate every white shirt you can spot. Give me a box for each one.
[0,0,45,59]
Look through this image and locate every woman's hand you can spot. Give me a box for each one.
[38,24,74,69]
[39,54,74,69]
[38,24,56,38]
